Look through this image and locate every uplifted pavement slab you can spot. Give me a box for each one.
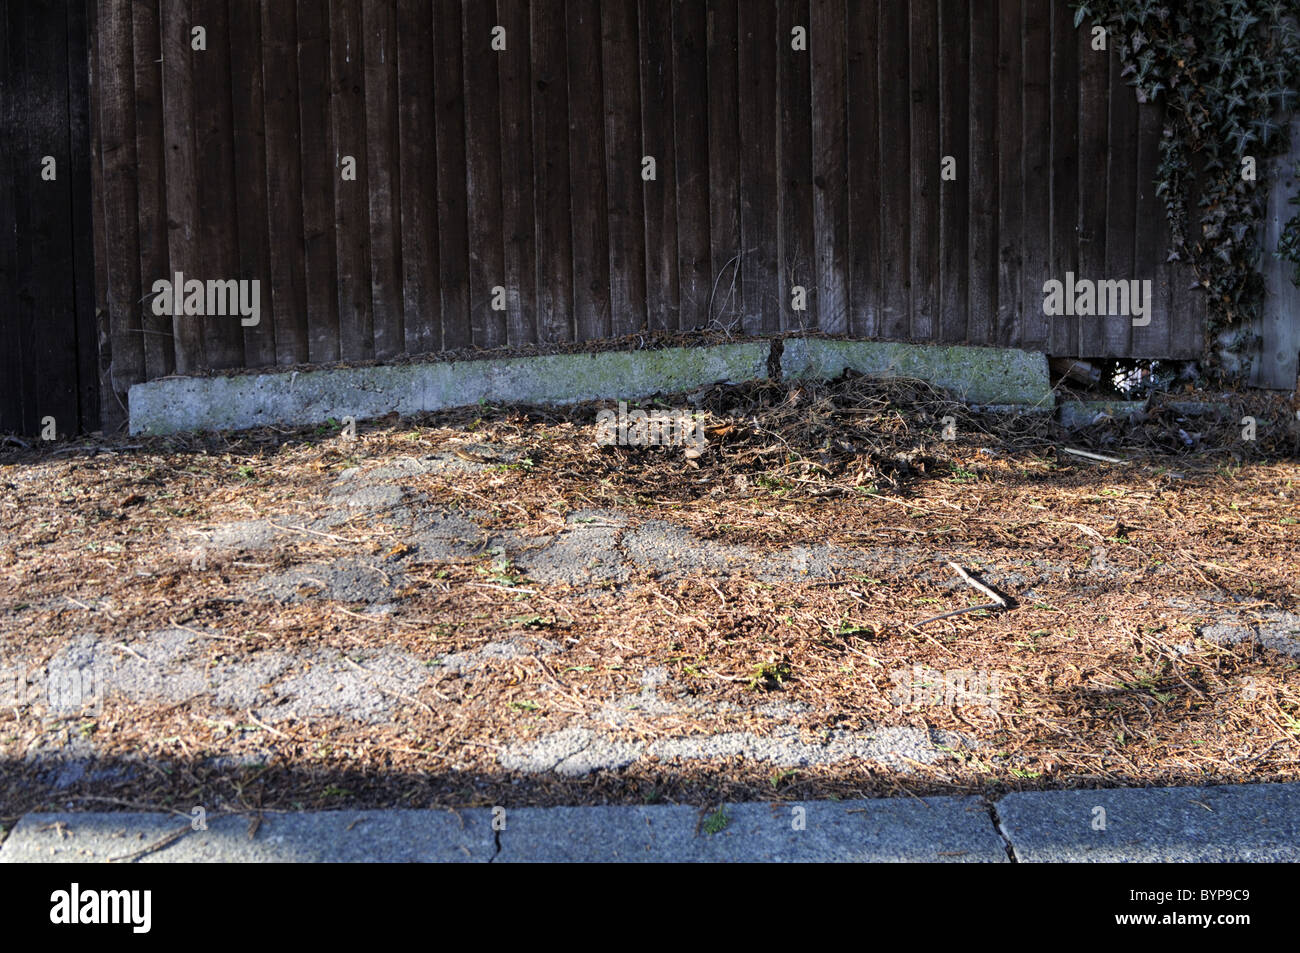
[995,783,1300,862]
[0,810,496,863]
[494,796,1005,862]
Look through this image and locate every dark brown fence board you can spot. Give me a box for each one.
[396,0,440,355]
[192,0,245,370]
[67,0,100,430]
[1048,1,1079,358]
[329,0,374,361]
[295,0,336,364]
[878,0,910,340]
[909,0,939,343]
[1103,51,1137,359]
[1,0,23,434]
[1021,0,1051,353]
[262,0,309,366]
[433,0,471,349]
[498,0,537,347]
[640,0,679,333]
[810,0,847,334]
[671,0,709,330]
[777,0,813,331]
[463,0,507,349]
[845,0,880,339]
[131,0,174,380]
[566,0,612,340]
[363,0,404,359]
[738,0,779,334]
[966,0,997,346]
[706,0,740,330]
[103,0,149,391]
[602,0,648,337]
[939,0,970,344]
[1076,18,1109,360]
[229,0,276,370]
[530,0,573,343]
[995,0,1023,346]
[1132,101,1170,358]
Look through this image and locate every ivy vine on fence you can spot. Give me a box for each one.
[1073,1,1300,372]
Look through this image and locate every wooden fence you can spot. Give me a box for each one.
[14,1,1258,434]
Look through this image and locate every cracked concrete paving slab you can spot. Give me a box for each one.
[995,783,1300,862]
[494,796,1005,862]
[0,810,496,863]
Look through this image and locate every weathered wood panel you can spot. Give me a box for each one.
[66,0,1234,422]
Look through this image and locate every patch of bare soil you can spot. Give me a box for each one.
[1,374,1298,824]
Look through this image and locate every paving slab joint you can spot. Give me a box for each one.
[983,797,1018,863]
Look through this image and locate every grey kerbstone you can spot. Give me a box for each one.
[996,783,1300,862]
[0,810,495,863]
[782,338,1052,407]
[129,343,771,435]
[495,797,1006,862]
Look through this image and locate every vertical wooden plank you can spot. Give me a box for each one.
[1020,0,1050,352]
[966,0,997,346]
[397,0,440,355]
[1102,52,1136,359]
[1130,101,1170,358]
[908,0,939,342]
[671,0,708,329]
[1076,13,1109,359]
[530,0,573,343]
[104,0,149,386]
[230,0,275,369]
[640,0,679,333]
[295,0,335,364]
[86,0,118,429]
[938,0,969,343]
[1048,0,1078,357]
[67,0,100,430]
[810,0,847,334]
[262,0,308,366]
[995,0,1022,347]
[602,0,647,337]
[7,0,36,433]
[12,1,79,434]
[878,0,910,340]
[192,0,244,369]
[498,0,537,346]
[131,0,174,381]
[777,0,814,331]
[737,0,779,334]
[845,0,880,338]
[567,0,611,341]
[329,0,374,361]
[363,0,404,358]
[434,0,470,349]
[463,0,506,349]
[0,0,18,433]
[706,0,740,330]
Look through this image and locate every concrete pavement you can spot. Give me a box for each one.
[2,783,1297,862]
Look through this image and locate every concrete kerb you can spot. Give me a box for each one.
[128,339,1054,436]
[4,783,1297,862]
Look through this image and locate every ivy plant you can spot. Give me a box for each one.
[1073,1,1300,374]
